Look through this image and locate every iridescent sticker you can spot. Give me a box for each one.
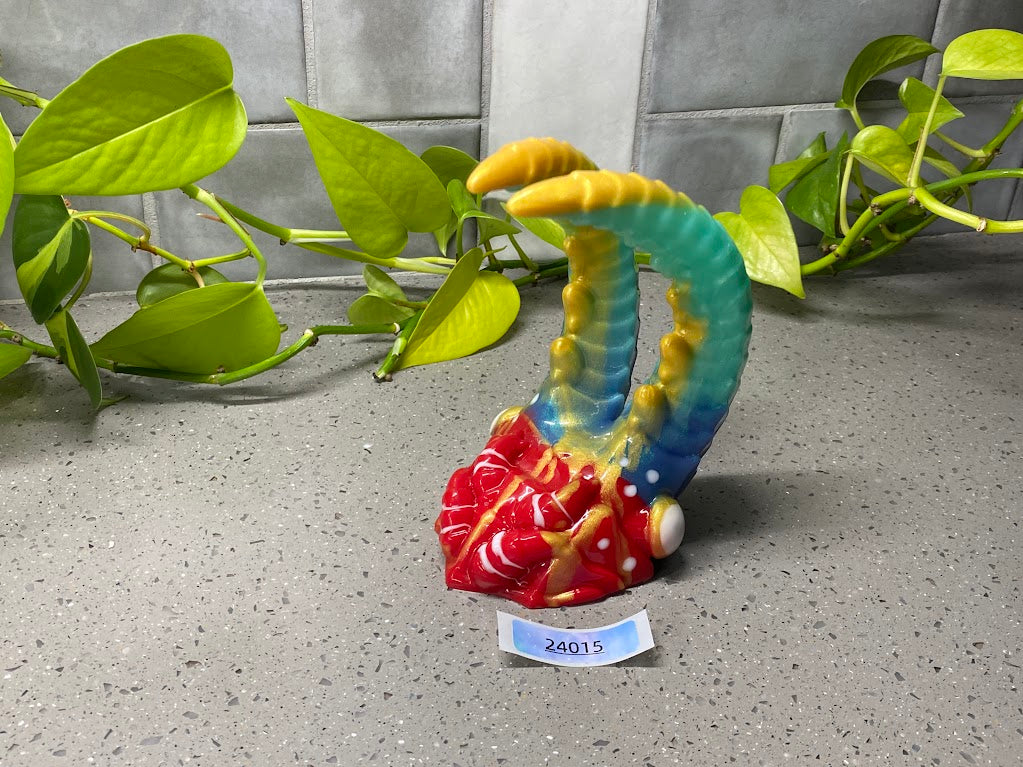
[497,610,654,667]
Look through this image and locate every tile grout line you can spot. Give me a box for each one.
[631,0,656,172]
[300,0,319,109]
[479,0,494,158]
[921,0,948,87]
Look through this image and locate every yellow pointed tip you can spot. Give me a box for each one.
[506,175,589,218]
[466,162,519,196]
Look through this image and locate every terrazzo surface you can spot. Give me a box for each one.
[1,234,1021,765]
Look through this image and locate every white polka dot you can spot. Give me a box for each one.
[622,557,637,572]
[623,484,638,498]
[646,469,660,484]
[618,457,629,468]
[597,538,610,550]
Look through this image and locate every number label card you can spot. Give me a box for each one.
[497,610,654,667]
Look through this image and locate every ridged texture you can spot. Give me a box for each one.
[523,227,639,445]
[466,137,597,195]
[506,170,687,219]
[567,201,752,500]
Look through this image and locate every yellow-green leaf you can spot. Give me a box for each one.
[896,77,964,143]
[347,294,414,325]
[0,344,32,380]
[850,125,916,185]
[45,309,102,407]
[398,248,520,368]
[13,35,246,195]
[92,282,280,374]
[420,145,478,188]
[942,29,1023,80]
[363,264,407,302]
[288,99,451,258]
[714,185,803,298]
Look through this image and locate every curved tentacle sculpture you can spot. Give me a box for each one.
[436,138,753,608]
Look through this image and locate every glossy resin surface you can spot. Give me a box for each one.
[437,139,753,607]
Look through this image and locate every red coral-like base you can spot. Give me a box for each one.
[436,413,657,608]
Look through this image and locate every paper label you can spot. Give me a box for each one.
[497,610,654,667]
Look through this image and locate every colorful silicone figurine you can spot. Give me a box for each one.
[436,138,753,608]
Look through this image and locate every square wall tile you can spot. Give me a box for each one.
[310,0,482,120]
[0,194,151,301]
[154,123,480,282]
[637,114,782,216]
[930,0,1023,98]
[0,0,306,133]
[648,0,940,112]
[487,0,648,171]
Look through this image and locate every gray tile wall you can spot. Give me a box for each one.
[1,0,1021,299]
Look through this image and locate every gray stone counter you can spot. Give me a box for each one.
[1,234,1021,765]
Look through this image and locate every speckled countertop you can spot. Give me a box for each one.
[1,234,1021,766]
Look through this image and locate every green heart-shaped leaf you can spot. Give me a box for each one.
[136,263,230,307]
[715,185,803,298]
[785,133,849,238]
[896,77,964,143]
[92,282,280,374]
[421,145,478,188]
[347,294,415,325]
[363,264,407,303]
[288,99,451,258]
[14,35,246,195]
[836,35,937,111]
[942,29,1023,80]
[45,309,102,407]
[0,344,32,380]
[769,132,830,193]
[12,195,91,323]
[850,125,916,185]
[398,247,520,369]
[0,115,13,237]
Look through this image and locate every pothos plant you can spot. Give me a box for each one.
[716,28,1023,298]
[0,30,1021,408]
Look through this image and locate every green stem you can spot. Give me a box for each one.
[191,249,252,268]
[838,153,855,235]
[506,233,538,272]
[297,241,452,275]
[214,195,350,243]
[802,168,1023,275]
[84,216,192,270]
[74,211,151,239]
[914,186,1023,233]
[181,184,268,284]
[374,312,422,381]
[832,214,938,272]
[908,74,947,187]
[934,131,988,159]
[96,323,398,385]
[0,77,49,109]
[0,327,58,358]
